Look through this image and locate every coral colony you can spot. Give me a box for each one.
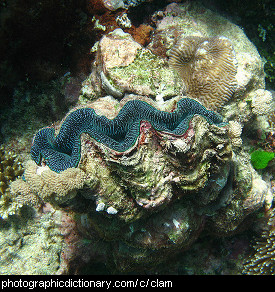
[169,36,238,110]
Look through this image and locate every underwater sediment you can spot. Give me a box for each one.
[0,1,274,274]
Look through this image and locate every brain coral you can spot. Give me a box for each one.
[169,36,238,111]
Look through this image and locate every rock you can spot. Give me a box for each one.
[94,29,181,99]
[0,206,63,275]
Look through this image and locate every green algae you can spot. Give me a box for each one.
[250,150,274,169]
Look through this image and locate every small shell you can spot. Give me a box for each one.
[106,206,118,214]
[96,202,105,212]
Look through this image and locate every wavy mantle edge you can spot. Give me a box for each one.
[30,97,226,173]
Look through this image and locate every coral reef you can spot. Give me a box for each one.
[169,36,237,110]
[1,1,274,274]
[0,205,64,275]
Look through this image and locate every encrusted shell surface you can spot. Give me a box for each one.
[10,92,271,271]
[74,96,232,221]
[11,96,231,255]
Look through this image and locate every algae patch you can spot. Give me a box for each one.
[108,48,180,97]
[250,150,274,170]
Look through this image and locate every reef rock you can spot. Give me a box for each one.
[148,2,265,110]
[93,28,180,99]
[83,2,265,112]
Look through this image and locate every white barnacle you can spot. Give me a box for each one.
[106,206,118,214]
[172,139,189,152]
[172,218,181,229]
[96,202,105,212]
[36,165,50,176]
